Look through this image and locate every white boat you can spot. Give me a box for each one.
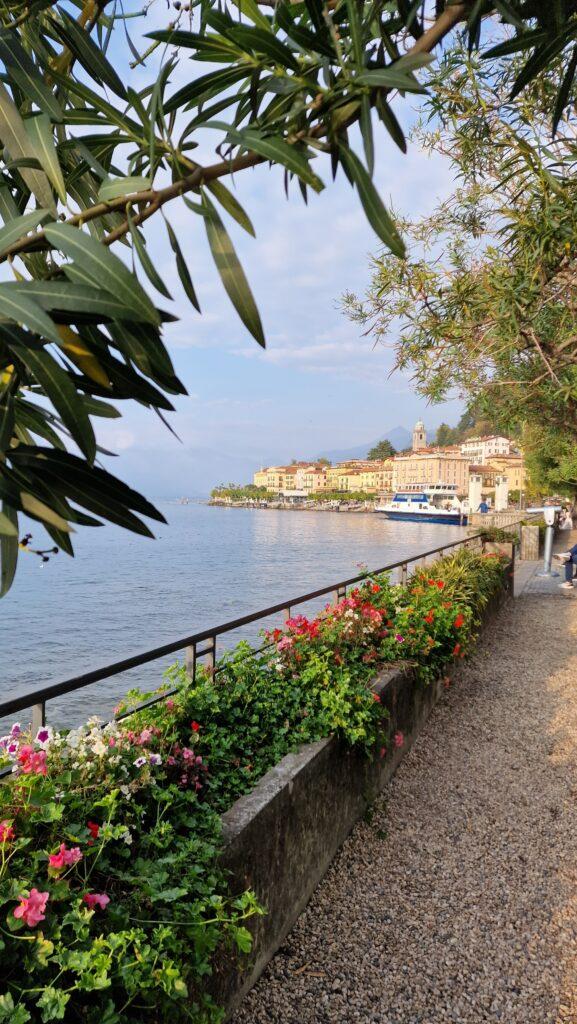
[375,484,468,525]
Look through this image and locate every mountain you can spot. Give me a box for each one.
[318,426,412,463]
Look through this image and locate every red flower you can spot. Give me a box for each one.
[454,614,465,629]
[436,580,445,590]
[427,578,436,586]
[83,892,110,911]
[371,583,381,594]
[87,821,100,841]
[453,643,461,657]
[372,692,381,703]
[0,820,14,843]
[424,611,435,625]
[393,731,404,749]
[191,721,200,733]
[14,889,48,927]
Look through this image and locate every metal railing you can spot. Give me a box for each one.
[1,528,517,733]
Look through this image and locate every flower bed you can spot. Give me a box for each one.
[0,548,509,1024]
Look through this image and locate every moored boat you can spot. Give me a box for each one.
[375,483,468,525]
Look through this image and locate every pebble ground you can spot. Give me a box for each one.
[232,592,577,1024]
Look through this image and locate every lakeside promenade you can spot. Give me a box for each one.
[233,535,577,1024]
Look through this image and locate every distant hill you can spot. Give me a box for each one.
[318,426,412,463]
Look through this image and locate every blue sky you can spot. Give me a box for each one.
[75,6,463,494]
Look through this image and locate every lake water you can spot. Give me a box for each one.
[0,502,466,728]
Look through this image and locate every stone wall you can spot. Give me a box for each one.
[211,568,513,1017]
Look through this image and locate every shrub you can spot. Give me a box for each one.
[0,550,508,1022]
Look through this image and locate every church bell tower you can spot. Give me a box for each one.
[412,419,427,451]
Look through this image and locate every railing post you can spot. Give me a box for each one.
[205,636,216,678]
[31,702,45,735]
[282,606,291,623]
[400,562,408,585]
[185,643,196,682]
[333,585,346,605]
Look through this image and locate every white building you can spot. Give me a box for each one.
[460,435,512,463]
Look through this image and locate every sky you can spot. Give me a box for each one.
[70,4,464,495]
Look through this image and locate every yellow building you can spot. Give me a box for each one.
[357,461,394,494]
[486,454,527,491]
[392,449,470,494]
[302,466,329,492]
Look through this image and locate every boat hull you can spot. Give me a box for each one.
[377,510,468,526]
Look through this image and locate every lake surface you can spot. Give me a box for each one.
[0,502,466,728]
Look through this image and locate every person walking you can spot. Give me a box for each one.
[478,499,489,514]
[555,547,577,589]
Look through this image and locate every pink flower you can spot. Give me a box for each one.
[277,636,293,652]
[14,889,48,927]
[17,746,47,776]
[394,634,405,644]
[48,843,83,872]
[165,699,175,711]
[393,731,404,749]
[10,723,21,738]
[0,820,14,843]
[138,728,153,745]
[83,892,110,911]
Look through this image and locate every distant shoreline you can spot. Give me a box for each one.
[208,499,377,514]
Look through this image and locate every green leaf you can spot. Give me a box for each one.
[205,179,255,237]
[359,94,374,175]
[346,0,363,66]
[219,124,324,192]
[482,28,548,60]
[0,509,17,537]
[338,146,405,258]
[0,82,54,211]
[3,280,149,322]
[0,285,62,344]
[553,44,577,136]
[375,94,406,153]
[24,114,67,204]
[0,208,53,258]
[355,68,427,92]
[0,502,17,597]
[20,492,73,533]
[128,210,172,300]
[53,10,127,99]
[164,217,201,313]
[203,193,265,347]
[44,223,160,326]
[6,333,96,461]
[98,176,151,202]
[0,31,63,123]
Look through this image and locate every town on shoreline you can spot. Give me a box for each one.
[210,421,527,513]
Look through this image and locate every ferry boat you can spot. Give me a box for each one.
[375,483,468,525]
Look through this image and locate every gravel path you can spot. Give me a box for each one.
[232,593,577,1024]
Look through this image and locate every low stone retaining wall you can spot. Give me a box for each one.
[213,558,513,1017]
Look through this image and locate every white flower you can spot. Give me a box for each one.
[133,756,146,768]
[122,828,133,846]
[91,740,107,757]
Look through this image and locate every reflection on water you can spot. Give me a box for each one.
[0,502,466,727]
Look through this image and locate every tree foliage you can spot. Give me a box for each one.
[0,1,576,593]
[367,438,395,459]
[343,41,577,497]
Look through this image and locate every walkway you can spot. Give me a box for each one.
[233,540,577,1024]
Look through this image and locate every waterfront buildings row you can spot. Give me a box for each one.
[253,424,526,499]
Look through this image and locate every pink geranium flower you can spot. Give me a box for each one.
[393,731,405,749]
[14,889,48,927]
[0,820,14,843]
[48,843,83,872]
[17,745,47,776]
[83,892,110,911]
